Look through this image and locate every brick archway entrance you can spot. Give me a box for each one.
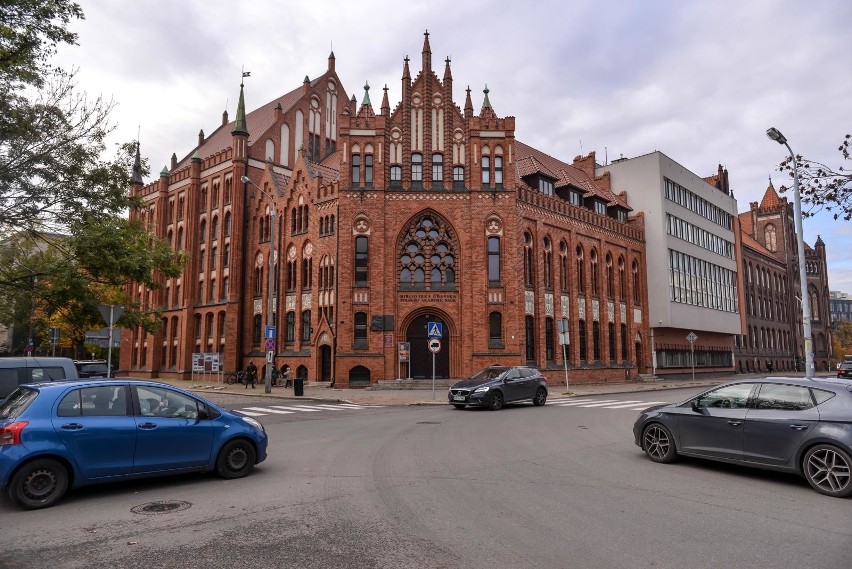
[407,315,450,379]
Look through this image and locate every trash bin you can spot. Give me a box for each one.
[294,377,304,396]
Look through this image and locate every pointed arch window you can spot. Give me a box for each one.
[590,249,599,296]
[523,232,534,288]
[764,224,777,252]
[398,214,457,291]
[606,253,614,298]
[301,310,312,342]
[543,237,553,290]
[200,219,207,244]
[559,240,569,292]
[576,246,585,295]
[632,260,641,305]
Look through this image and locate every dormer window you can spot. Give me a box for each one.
[616,209,627,222]
[539,178,554,196]
[593,200,607,215]
[568,190,581,205]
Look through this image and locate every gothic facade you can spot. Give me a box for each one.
[119,34,650,386]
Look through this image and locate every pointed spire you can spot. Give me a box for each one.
[222,109,229,126]
[402,55,410,80]
[768,174,774,188]
[160,166,169,177]
[464,85,473,118]
[422,29,432,73]
[381,84,390,116]
[131,141,143,185]
[231,80,248,137]
[482,84,491,109]
[443,56,452,81]
[362,81,371,106]
[350,94,357,114]
[328,49,335,72]
[198,129,205,147]
[171,152,177,170]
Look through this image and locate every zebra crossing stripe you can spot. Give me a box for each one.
[236,410,267,417]
[335,403,384,408]
[576,400,644,408]
[242,407,294,414]
[602,401,668,409]
[268,405,322,412]
[555,399,619,406]
[288,404,348,411]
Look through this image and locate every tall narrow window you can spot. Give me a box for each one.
[354,312,367,343]
[618,257,625,300]
[592,322,601,361]
[560,241,568,292]
[481,155,490,185]
[411,154,423,186]
[590,249,599,295]
[364,154,373,185]
[432,154,443,186]
[494,156,503,186]
[301,310,312,342]
[252,315,262,345]
[523,232,534,287]
[286,312,295,342]
[488,236,501,286]
[632,260,641,305]
[525,315,535,363]
[578,319,587,361]
[489,312,502,344]
[606,254,614,298]
[621,324,628,360]
[576,246,585,295]
[200,220,206,244]
[543,237,553,290]
[608,322,616,360]
[545,317,555,362]
[355,236,368,285]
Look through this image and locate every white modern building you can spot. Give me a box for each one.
[598,152,742,376]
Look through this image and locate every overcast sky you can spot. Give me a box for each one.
[56,0,852,293]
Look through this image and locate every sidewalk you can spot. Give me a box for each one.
[155,371,837,406]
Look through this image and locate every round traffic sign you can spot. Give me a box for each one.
[428,338,441,353]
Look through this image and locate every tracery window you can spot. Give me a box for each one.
[398,213,457,291]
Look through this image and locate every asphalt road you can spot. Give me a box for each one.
[1,388,849,569]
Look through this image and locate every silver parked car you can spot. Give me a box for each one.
[633,377,852,498]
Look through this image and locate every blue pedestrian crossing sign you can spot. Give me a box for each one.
[427,322,443,338]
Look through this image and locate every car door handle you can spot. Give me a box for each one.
[789,424,809,431]
[727,420,742,427]
[60,423,84,430]
[138,422,158,430]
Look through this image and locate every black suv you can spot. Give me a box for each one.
[448,366,548,410]
[73,360,113,379]
[838,361,852,379]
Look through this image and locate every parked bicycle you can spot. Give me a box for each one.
[225,370,246,385]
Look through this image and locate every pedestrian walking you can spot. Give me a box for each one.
[281,363,291,388]
[766,360,773,373]
[245,361,257,389]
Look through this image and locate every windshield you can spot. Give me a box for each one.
[0,387,37,420]
[469,367,508,381]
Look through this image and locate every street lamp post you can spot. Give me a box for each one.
[242,175,277,393]
[766,127,814,379]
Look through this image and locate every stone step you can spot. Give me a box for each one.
[377,379,454,390]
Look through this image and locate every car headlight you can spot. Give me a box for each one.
[243,417,265,432]
[473,386,490,393]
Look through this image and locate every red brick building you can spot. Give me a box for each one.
[120,33,650,386]
[734,180,833,372]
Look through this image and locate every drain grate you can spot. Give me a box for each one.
[131,500,192,515]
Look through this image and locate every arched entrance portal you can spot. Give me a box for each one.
[407,315,450,379]
[319,345,332,381]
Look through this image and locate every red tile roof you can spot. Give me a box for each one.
[514,141,631,210]
[759,184,783,208]
[738,212,754,236]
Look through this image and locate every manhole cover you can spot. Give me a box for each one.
[131,500,192,515]
[417,421,441,425]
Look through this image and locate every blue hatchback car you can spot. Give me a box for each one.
[0,379,268,509]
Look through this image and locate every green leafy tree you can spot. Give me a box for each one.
[832,320,852,361]
[778,134,852,221]
[0,0,186,353]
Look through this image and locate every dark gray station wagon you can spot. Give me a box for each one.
[448,366,548,410]
[634,377,852,497]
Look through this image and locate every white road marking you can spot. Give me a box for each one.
[554,399,619,406]
[603,401,668,409]
[242,407,295,414]
[576,400,644,408]
[236,410,267,417]
[268,405,322,412]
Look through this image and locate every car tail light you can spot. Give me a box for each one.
[0,422,28,446]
